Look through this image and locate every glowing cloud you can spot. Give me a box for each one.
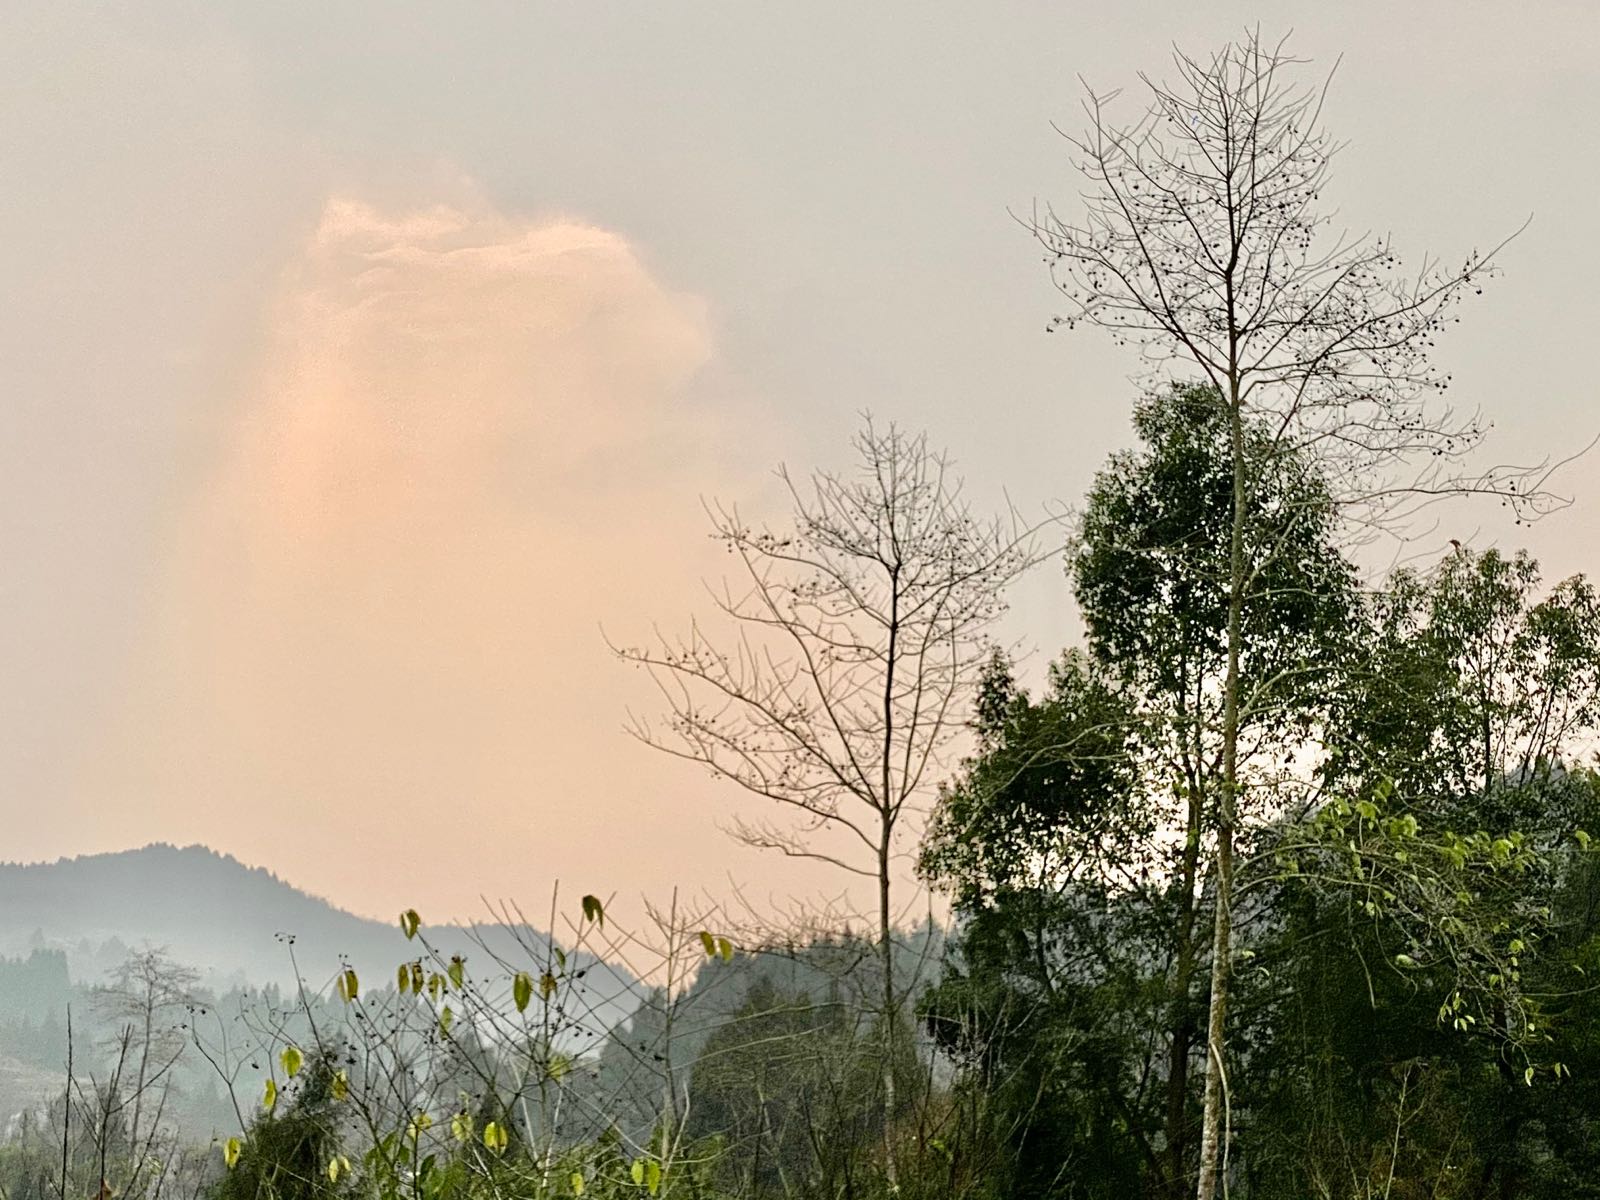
[89,196,769,917]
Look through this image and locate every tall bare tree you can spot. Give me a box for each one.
[1030,31,1567,1199]
[615,419,1037,1187]
[91,948,199,1200]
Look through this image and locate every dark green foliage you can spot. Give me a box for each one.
[921,650,1143,910]
[1074,382,1356,714]
[1328,547,1600,823]
[917,384,1600,1199]
[212,1056,347,1200]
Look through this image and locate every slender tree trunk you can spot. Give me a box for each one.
[879,830,898,1193]
[880,585,900,1192]
[130,1000,152,1176]
[1196,372,1247,1200]
[1164,784,1204,1197]
[61,1006,73,1200]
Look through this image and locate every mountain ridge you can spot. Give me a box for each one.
[0,843,634,1015]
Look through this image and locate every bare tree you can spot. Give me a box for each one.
[615,419,1038,1187]
[93,948,199,1176]
[1029,31,1571,1200]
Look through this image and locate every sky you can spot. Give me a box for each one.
[3,1,1598,924]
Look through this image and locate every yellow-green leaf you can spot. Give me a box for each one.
[646,1160,662,1195]
[331,1068,349,1101]
[483,1121,508,1155]
[540,971,557,1000]
[448,956,466,989]
[397,963,411,993]
[569,1172,585,1196]
[262,1078,277,1111]
[439,1005,454,1036]
[450,1111,474,1143]
[717,937,734,963]
[337,968,359,1003]
[400,909,421,940]
[280,1046,303,1079]
[222,1137,242,1169]
[630,1160,645,1186]
[513,972,533,1013]
[699,930,716,958]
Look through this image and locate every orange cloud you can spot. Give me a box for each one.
[85,197,809,922]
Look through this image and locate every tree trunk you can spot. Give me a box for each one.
[879,833,899,1193]
[880,583,901,1193]
[1196,375,1247,1200]
[1164,783,1204,1197]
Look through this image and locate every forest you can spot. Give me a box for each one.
[5,30,1599,1200]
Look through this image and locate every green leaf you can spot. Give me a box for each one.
[646,1160,662,1195]
[263,1078,277,1112]
[280,1046,303,1079]
[397,963,411,993]
[400,909,421,940]
[448,956,466,989]
[483,1121,508,1155]
[439,1005,454,1036]
[1355,800,1378,821]
[717,937,734,963]
[630,1160,645,1186]
[337,968,359,1003]
[581,895,605,926]
[1576,829,1592,851]
[699,930,716,958]
[1395,953,1419,969]
[1525,1065,1536,1086]
[512,971,533,1013]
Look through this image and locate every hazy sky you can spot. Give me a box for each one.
[5,1,1598,923]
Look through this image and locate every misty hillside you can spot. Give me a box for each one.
[0,844,637,1016]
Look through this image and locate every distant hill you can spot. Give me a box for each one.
[0,844,639,1025]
